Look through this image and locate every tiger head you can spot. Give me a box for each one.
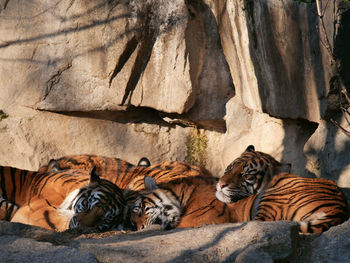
[124,176,182,231]
[216,145,291,203]
[62,167,126,231]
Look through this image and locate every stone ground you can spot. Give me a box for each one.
[1,219,350,263]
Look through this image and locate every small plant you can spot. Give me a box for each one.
[185,129,208,167]
[0,110,8,122]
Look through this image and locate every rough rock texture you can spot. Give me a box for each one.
[0,0,234,119]
[0,0,349,182]
[221,97,319,177]
[0,220,299,263]
[304,113,350,185]
[310,219,350,262]
[0,1,350,259]
[2,219,350,263]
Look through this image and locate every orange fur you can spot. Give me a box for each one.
[129,174,349,233]
[40,155,211,191]
[128,176,254,230]
[11,198,71,231]
[217,145,290,203]
[0,166,125,231]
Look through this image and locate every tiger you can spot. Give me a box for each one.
[40,155,151,174]
[126,173,349,234]
[0,166,125,231]
[39,155,145,185]
[40,154,211,191]
[216,145,291,203]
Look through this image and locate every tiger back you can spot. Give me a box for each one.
[39,155,138,190]
[0,166,126,231]
[127,173,349,234]
[40,155,210,192]
[216,145,291,203]
[254,173,349,233]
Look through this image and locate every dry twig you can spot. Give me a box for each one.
[315,0,350,137]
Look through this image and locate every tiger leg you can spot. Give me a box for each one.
[298,210,349,234]
[255,207,349,234]
[0,194,18,221]
[11,198,71,231]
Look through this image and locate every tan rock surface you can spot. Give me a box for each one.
[0,0,349,195]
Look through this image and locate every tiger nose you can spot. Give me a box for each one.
[218,180,228,189]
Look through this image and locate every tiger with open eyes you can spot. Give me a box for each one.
[40,154,211,191]
[126,173,349,234]
[0,166,125,232]
[216,145,291,203]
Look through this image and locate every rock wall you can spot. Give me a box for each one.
[1,1,350,261]
[0,0,350,186]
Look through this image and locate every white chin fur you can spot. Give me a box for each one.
[215,189,232,204]
[216,183,232,203]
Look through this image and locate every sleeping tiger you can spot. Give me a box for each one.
[38,155,148,190]
[217,145,291,203]
[126,174,349,234]
[0,166,125,231]
[40,154,211,191]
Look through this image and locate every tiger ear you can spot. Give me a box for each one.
[90,166,101,184]
[47,159,60,172]
[144,176,158,191]
[245,145,255,152]
[138,157,151,167]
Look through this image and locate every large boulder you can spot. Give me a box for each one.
[0,220,300,263]
[0,0,234,120]
[2,219,350,262]
[0,0,349,181]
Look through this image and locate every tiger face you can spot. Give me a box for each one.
[61,167,126,231]
[216,145,291,203]
[125,176,182,231]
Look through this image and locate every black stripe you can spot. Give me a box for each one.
[115,158,123,183]
[6,202,17,220]
[34,174,51,196]
[44,210,56,230]
[0,166,6,199]
[152,191,163,203]
[10,167,17,203]
[119,163,136,184]
[250,193,262,220]
[185,198,216,217]
[19,169,27,195]
[218,202,226,217]
[65,157,86,165]
[257,203,278,219]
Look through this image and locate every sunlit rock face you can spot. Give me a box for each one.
[0,0,349,185]
[0,0,234,120]
[210,0,342,122]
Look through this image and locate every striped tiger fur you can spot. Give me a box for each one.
[126,173,349,234]
[0,166,125,231]
[217,145,291,203]
[0,194,18,221]
[40,154,210,191]
[39,155,142,190]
